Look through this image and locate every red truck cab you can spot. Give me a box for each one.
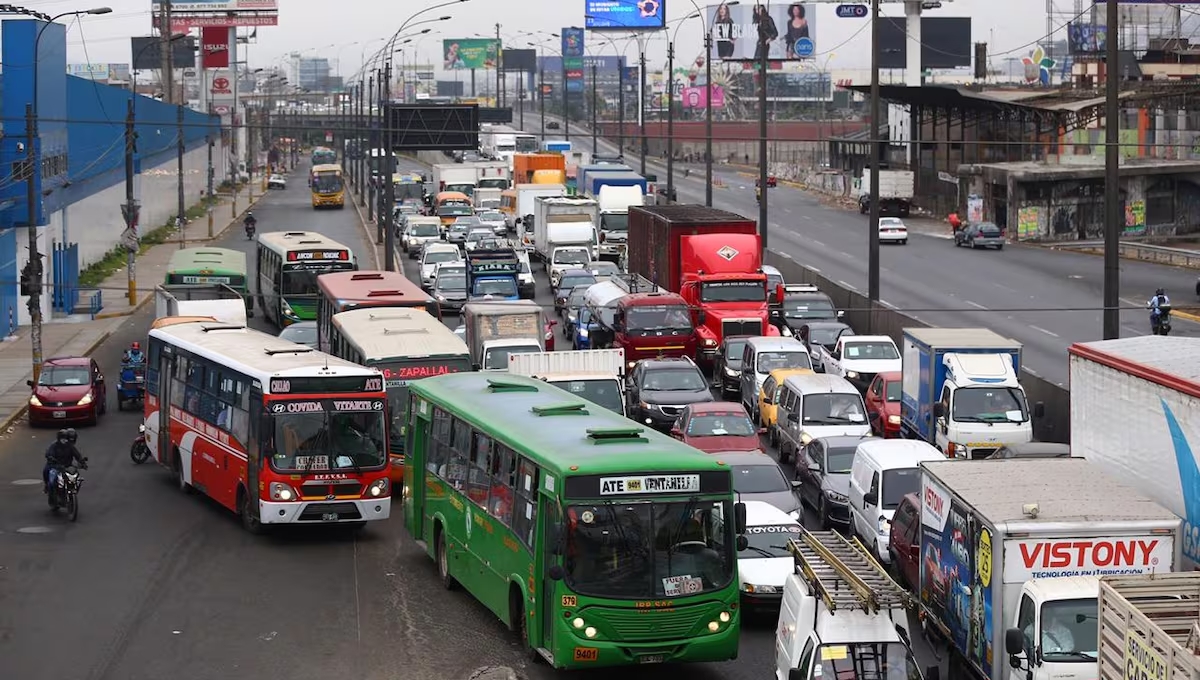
[627,205,780,365]
[611,291,698,367]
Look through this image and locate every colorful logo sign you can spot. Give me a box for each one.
[442,39,500,71]
[1022,45,1055,86]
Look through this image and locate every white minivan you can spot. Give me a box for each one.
[848,439,944,564]
[775,373,870,464]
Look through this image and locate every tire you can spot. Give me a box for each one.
[436,528,458,590]
[769,426,778,448]
[87,405,99,427]
[240,487,263,534]
[131,441,151,464]
[116,398,124,412]
[900,239,907,245]
[175,453,193,494]
[67,493,79,522]
[779,441,791,464]
[512,591,541,663]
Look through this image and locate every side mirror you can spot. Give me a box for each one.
[864,491,879,506]
[734,501,747,534]
[1033,401,1045,419]
[775,283,785,303]
[790,480,802,490]
[787,411,799,423]
[669,428,682,438]
[807,462,820,472]
[837,310,845,318]
[26,379,33,387]
[1004,628,1025,656]
[934,402,945,419]
[737,535,749,551]
[547,564,565,581]
[758,427,767,436]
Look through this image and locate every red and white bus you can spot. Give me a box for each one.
[315,270,438,352]
[144,316,392,533]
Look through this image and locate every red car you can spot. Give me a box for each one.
[669,401,764,453]
[865,371,902,438]
[27,356,107,427]
[889,493,921,588]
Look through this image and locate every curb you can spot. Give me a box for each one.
[0,328,114,433]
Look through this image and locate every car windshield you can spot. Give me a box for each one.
[39,365,89,386]
[425,251,460,265]
[480,211,504,221]
[627,305,693,333]
[952,386,1029,423]
[700,280,765,303]
[269,408,387,471]
[686,413,756,437]
[643,368,707,391]
[885,381,901,402]
[482,345,539,370]
[279,324,318,346]
[881,468,921,509]
[732,463,789,493]
[589,263,619,276]
[436,274,466,291]
[567,289,590,307]
[1037,598,1099,663]
[725,340,748,368]
[474,278,517,298]
[457,217,482,226]
[785,298,835,319]
[559,274,597,290]
[813,642,922,679]
[802,393,867,425]
[808,326,848,347]
[467,230,490,241]
[756,351,812,373]
[563,499,735,599]
[411,224,439,236]
[825,445,858,474]
[601,212,628,231]
[554,249,590,265]
[554,378,624,415]
[843,341,899,360]
[743,523,801,558]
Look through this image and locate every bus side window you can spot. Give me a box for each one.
[429,407,451,475]
[170,356,189,409]
[448,417,471,488]
[468,431,492,506]
[488,444,515,524]
[512,457,539,549]
[147,337,161,397]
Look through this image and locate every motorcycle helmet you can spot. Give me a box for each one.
[130,341,141,351]
[57,428,70,443]
[65,428,78,444]
[1157,288,1166,297]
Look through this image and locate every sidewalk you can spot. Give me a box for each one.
[0,183,268,435]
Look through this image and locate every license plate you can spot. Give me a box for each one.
[321,513,339,521]
[52,411,66,418]
[135,377,144,382]
[638,655,665,664]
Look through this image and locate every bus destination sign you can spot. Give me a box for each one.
[600,474,700,495]
[269,375,384,394]
[380,362,466,386]
[565,470,730,498]
[180,275,232,285]
[288,250,350,262]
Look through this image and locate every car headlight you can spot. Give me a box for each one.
[269,481,298,501]
[877,516,891,534]
[77,392,94,406]
[639,401,659,412]
[367,478,390,497]
[824,489,848,503]
[703,338,717,347]
[743,583,779,594]
[888,414,901,425]
[845,370,859,379]
[800,432,813,445]
[29,394,42,406]
[724,367,738,377]
[579,327,589,338]
[788,508,802,520]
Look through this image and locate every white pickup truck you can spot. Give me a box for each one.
[820,334,901,392]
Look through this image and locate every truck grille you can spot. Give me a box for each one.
[722,319,763,337]
[300,481,363,499]
[658,405,683,417]
[969,448,998,460]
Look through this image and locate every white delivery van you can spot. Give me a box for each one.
[848,439,945,564]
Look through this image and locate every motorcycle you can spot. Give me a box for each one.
[1151,309,1173,336]
[48,460,86,522]
[244,221,256,240]
[130,424,151,464]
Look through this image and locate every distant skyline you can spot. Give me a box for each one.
[40,0,1200,80]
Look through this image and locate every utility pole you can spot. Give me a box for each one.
[704,30,714,207]
[357,82,365,205]
[23,103,44,382]
[757,27,768,252]
[206,133,215,238]
[159,0,174,103]
[383,59,396,268]
[539,68,546,138]
[591,63,598,156]
[562,62,570,141]
[867,0,882,303]
[639,48,647,176]
[177,103,186,249]
[367,74,375,223]
[667,40,676,203]
[123,98,139,305]
[495,23,503,108]
[617,61,625,154]
[1102,0,1120,339]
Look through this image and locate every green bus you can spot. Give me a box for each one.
[255,231,356,327]
[311,146,337,166]
[165,247,253,316]
[404,373,746,670]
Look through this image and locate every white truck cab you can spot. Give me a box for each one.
[821,334,901,392]
[774,527,930,680]
[934,352,1033,458]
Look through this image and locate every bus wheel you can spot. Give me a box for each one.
[511,585,542,663]
[436,526,458,590]
[239,486,264,534]
[174,451,193,495]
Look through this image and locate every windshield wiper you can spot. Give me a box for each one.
[742,545,786,559]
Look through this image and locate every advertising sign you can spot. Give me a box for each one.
[537,55,625,72]
[1001,536,1175,580]
[680,84,725,109]
[442,39,500,70]
[561,28,586,96]
[131,36,197,70]
[169,14,278,29]
[709,3,818,61]
[151,0,278,9]
[201,26,230,68]
[1068,22,1107,54]
[208,67,235,118]
[68,63,111,81]
[585,0,667,30]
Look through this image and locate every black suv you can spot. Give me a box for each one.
[627,357,714,431]
[711,335,751,398]
[774,285,843,334]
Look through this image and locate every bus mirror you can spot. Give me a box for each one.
[737,535,748,552]
[547,564,565,581]
[734,501,747,534]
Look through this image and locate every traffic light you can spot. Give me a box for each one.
[19,263,36,297]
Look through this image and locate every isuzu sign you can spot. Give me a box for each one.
[1002,536,1174,580]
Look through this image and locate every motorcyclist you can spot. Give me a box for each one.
[243,211,257,234]
[43,428,86,494]
[1148,288,1172,332]
[122,341,145,365]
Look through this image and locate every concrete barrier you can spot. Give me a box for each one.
[764,249,1070,444]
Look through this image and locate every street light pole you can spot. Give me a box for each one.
[540,67,546,137]
[1103,0,1120,338]
[704,32,714,206]
[591,63,598,155]
[666,40,675,202]
[639,46,647,176]
[618,60,625,154]
[867,0,881,302]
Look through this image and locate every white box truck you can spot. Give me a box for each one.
[532,196,599,281]
[507,349,626,417]
[1069,336,1200,569]
[917,458,1181,680]
[595,184,643,263]
[859,169,915,216]
[462,301,545,371]
[513,183,566,233]
[1095,572,1200,680]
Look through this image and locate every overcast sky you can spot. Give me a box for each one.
[42,0,1197,75]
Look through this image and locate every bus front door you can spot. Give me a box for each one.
[540,496,562,659]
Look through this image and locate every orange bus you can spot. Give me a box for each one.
[145,317,392,533]
[435,191,473,226]
[315,270,439,352]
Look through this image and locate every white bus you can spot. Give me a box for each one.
[145,317,391,532]
[255,231,357,327]
[328,307,472,478]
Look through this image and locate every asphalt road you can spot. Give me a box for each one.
[541,114,1200,385]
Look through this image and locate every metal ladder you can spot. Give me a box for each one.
[785,527,914,614]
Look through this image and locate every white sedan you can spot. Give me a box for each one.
[267,174,287,190]
[878,217,908,244]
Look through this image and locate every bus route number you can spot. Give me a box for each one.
[561,595,577,607]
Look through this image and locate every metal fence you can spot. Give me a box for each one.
[51,241,80,314]
[764,249,1070,443]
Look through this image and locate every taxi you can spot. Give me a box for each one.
[759,367,814,447]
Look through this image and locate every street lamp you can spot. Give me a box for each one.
[26,6,111,381]
[665,12,700,204]
[686,0,739,206]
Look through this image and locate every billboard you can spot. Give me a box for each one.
[1068,22,1107,54]
[388,104,480,151]
[585,0,666,31]
[443,39,500,70]
[151,0,278,9]
[169,14,278,30]
[131,36,197,70]
[537,55,625,72]
[709,3,817,61]
[876,17,972,69]
[562,28,585,58]
[562,28,585,96]
[502,48,537,71]
[681,84,725,109]
[201,26,230,68]
[207,67,235,116]
[68,63,112,81]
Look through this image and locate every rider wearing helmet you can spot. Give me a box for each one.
[122,341,145,365]
[243,211,257,228]
[43,428,85,493]
[1149,288,1172,324]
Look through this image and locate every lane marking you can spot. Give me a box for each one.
[881,300,898,310]
[838,280,859,292]
[810,239,824,247]
[1030,325,1060,338]
[16,526,53,534]
[965,300,988,310]
[808,266,821,273]
[10,479,41,486]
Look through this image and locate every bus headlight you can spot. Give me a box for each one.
[367,478,390,497]
[584,626,597,639]
[269,482,298,501]
[573,617,585,629]
[719,611,731,623]
[707,621,720,632]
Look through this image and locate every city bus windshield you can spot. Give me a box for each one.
[563,498,735,599]
[282,262,354,297]
[378,359,471,451]
[269,405,387,471]
[313,172,343,193]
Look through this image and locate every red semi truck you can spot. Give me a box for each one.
[627,205,780,364]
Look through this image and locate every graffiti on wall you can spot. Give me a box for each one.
[1017,207,1040,239]
[1124,200,1146,236]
